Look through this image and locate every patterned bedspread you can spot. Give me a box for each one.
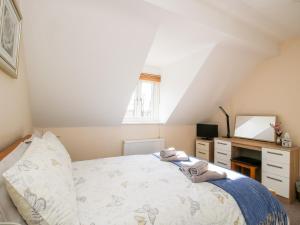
[72,155,246,225]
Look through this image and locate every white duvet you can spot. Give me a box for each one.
[72,155,246,225]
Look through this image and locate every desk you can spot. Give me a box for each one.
[214,137,299,203]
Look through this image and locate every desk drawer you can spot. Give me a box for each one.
[215,149,231,159]
[262,161,290,178]
[215,139,231,152]
[196,150,209,161]
[196,141,209,151]
[262,172,289,198]
[262,148,290,165]
[215,160,231,169]
[214,155,231,169]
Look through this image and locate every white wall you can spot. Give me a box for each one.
[0,0,32,150]
[37,125,196,161]
[208,39,300,142]
[143,65,162,75]
[208,39,300,174]
[0,41,32,150]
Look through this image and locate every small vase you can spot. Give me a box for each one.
[276,136,281,145]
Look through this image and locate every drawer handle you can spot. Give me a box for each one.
[198,151,206,155]
[266,176,282,183]
[217,161,227,166]
[266,164,283,169]
[217,142,227,146]
[267,151,283,156]
[217,152,227,156]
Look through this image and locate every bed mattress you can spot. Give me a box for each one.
[72,155,246,225]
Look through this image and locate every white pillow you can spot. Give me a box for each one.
[43,131,72,164]
[0,142,29,224]
[3,138,80,225]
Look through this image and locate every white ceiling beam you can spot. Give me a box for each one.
[145,0,279,56]
[203,0,294,41]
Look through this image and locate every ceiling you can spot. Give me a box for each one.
[244,0,300,37]
[21,0,162,126]
[145,13,225,67]
[204,0,300,40]
[20,0,300,127]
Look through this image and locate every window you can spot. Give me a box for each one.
[123,73,160,123]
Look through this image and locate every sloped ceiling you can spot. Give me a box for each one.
[22,0,162,126]
[204,0,300,40]
[145,0,279,55]
[166,42,268,124]
[145,13,224,67]
[144,0,279,123]
[159,46,215,123]
[20,0,299,127]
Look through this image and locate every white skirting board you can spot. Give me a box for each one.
[123,138,165,156]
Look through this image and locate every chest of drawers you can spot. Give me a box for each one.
[214,139,231,169]
[195,139,214,162]
[262,148,291,198]
[213,137,299,202]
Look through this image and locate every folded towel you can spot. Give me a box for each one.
[180,160,208,176]
[192,170,227,183]
[160,151,189,161]
[160,149,176,158]
[181,169,226,183]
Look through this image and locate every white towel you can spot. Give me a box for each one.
[180,167,226,183]
[189,170,227,183]
[180,160,208,176]
[160,151,189,161]
[160,149,176,158]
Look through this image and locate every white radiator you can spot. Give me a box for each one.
[123,138,165,156]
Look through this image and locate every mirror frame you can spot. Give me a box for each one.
[233,115,277,143]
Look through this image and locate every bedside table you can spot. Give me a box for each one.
[195,139,214,162]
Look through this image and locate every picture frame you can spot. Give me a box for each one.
[0,0,22,78]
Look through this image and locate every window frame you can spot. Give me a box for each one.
[123,74,160,124]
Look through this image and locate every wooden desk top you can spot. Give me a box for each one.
[215,137,299,152]
[196,138,214,143]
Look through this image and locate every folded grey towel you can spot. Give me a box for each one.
[160,149,176,158]
[180,160,208,176]
[160,151,189,161]
[191,170,227,183]
[181,169,227,183]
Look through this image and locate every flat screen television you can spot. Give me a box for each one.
[197,124,218,140]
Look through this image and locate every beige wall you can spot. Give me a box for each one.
[208,39,300,173]
[0,43,33,150]
[37,125,196,161]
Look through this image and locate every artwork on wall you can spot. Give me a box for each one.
[0,0,21,78]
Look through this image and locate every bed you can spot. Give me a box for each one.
[0,133,288,225]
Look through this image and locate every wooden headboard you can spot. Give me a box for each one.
[0,135,31,161]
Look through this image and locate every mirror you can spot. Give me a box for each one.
[234,116,276,142]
